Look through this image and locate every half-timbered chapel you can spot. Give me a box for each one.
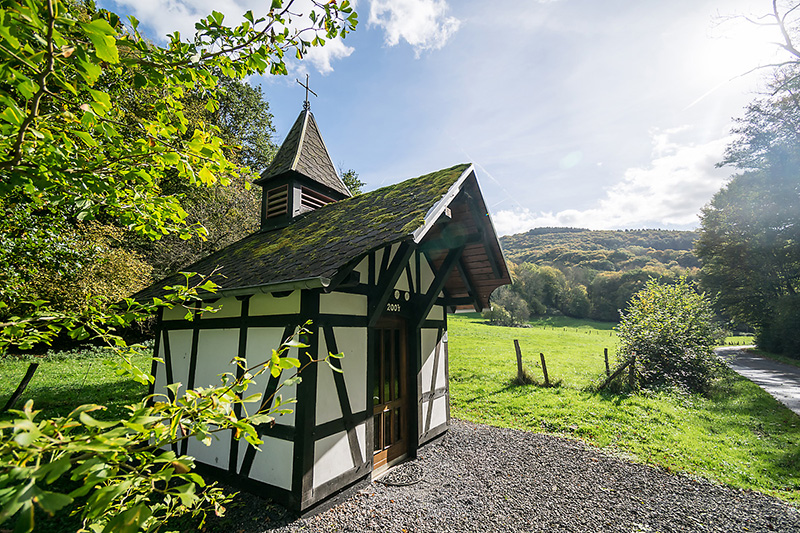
[137,105,511,513]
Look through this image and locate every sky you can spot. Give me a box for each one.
[101,0,790,236]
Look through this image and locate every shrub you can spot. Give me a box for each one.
[617,277,723,393]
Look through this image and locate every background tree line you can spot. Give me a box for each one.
[488,228,700,324]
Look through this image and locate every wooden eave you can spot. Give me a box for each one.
[413,170,511,311]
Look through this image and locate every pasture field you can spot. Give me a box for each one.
[448,313,800,503]
[0,319,794,505]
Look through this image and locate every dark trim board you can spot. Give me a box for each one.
[194,462,299,510]
[161,313,302,330]
[419,420,449,446]
[296,289,320,507]
[148,307,164,399]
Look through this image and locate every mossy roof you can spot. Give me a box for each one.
[136,163,471,299]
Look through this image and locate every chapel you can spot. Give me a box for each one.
[137,104,511,513]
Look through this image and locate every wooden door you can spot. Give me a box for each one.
[372,317,408,470]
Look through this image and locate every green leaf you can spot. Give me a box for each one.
[74,131,97,147]
[101,503,152,533]
[171,483,197,507]
[79,411,119,429]
[34,490,73,515]
[13,502,34,533]
[81,19,119,63]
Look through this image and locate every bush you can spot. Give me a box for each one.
[617,277,723,393]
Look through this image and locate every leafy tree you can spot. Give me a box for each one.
[0,0,357,530]
[484,285,530,326]
[697,71,800,356]
[341,167,365,195]
[616,278,723,393]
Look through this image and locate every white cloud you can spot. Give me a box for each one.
[368,0,460,56]
[302,38,355,75]
[492,129,733,236]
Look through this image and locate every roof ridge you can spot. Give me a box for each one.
[290,109,310,172]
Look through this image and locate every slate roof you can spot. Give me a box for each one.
[256,109,351,198]
[136,164,472,300]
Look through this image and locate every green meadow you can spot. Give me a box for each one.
[0,318,794,505]
[448,313,799,503]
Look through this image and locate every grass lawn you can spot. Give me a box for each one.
[0,345,151,420]
[448,313,800,504]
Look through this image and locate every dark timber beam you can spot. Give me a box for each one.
[368,242,415,327]
[456,257,482,312]
[415,245,465,330]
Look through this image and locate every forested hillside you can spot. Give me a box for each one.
[500,227,700,270]
[491,228,701,322]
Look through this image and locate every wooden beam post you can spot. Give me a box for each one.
[513,340,523,382]
[604,348,610,377]
[415,245,465,330]
[539,353,549,387]
[368,242,415,328]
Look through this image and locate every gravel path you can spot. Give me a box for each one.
[212,419,800,533]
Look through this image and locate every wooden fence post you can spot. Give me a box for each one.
[513,340,524,382]
[628,355,636,388]
[604,348,610,377]
[540,353,550,387]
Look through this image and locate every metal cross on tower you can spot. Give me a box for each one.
[296,74,317,111]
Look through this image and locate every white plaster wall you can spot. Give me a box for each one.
[194,329,239,388]
[200,297,241,319]
[420,400,428,434]
[316,327,368,424]
[355,423,366,464]
[373,248,384,283]
[429,396,448,428]
[163,305,191,321]
[186,429,231,469]
[313,431,354,489]
[426,305,444,321]
[419,329,439,395]
[394,272,409,292]
[352,257,369,282]
[409,254,418,291]
[166,329,193,393]
[436,335,448,390]
[246,327,297,426]
[419,256,434,294]
[247,436,294,490]
[319,292,367,316]
[315,359,342,424]
[249,291,300,316]
[153,331,168,397]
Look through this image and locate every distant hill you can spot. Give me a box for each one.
[500,227,700,272]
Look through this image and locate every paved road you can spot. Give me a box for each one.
[717,346,800,416]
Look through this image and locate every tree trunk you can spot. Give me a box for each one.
[2,362,39,412]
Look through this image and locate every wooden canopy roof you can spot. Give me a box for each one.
[136,164,510,309]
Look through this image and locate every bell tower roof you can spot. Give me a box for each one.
[255,108,351,198]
